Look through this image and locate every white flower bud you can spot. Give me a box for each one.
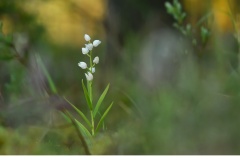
[82,47,89,54]
[93,56,99,64]
[85,72,93,81]
[91,67,95,73]
[93,40,101,47]
[84,34,91,41]
[85,43,93,50]
[78,62,87,69]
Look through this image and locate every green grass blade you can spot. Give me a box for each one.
[82,79,92,110]
[93,84,110,117]
[36,54,58,94]
[64,97,91,128]
[75,119,92,138]
[95,102,113,133]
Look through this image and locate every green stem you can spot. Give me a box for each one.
[91,110,95,136]
[88,49,95,136]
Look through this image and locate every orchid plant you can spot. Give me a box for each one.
[65,34,113,139]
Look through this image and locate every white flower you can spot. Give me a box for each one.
[82,47,89,54]
[78,62,87,69]
[93,56,99,64]
[84,34,91,41]
[93,40,101,47]
[85,43,93,50]
[85,72,93,81]
[91,67,95,73]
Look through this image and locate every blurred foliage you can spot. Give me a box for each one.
[1,0,240,155]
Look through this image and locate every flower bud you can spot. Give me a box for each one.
[85,43,93,50]
[82,47,89,54]
[78,62,87,69]
[84,34,91,41]
[93,56,99,64]
[85,72,93,81]
[91,67,95,73]
[93,40,101,47]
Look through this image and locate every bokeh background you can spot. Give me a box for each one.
[1,0,240,155]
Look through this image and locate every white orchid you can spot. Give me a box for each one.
[74,34,113,137]
[82,47,89,54]
[93,56,99,64]
[85,43,93,50]
[84,34,91,41]
[85,72,93,81]
[93,40,101,47]
[78,62,87,69]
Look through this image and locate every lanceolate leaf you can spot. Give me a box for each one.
[93,84,110,117]
[60,112,71,123]
[75,119,92,138]
[64,97,91,128]
[96,102,113,133]
[82,79,92,110]
[36,54,58,94]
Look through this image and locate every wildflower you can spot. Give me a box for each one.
[84,34,91,41]
[82,47,89,54]
[78,62,87,69]
[93,56,99,64]
[85,72,93,81]
[85,43,93,50]
[93,40,101,47]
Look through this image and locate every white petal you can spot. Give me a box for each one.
[85,43,93,50]
[82,47,89,54]
[93,40,101,47]
[85,72,93,81]
[78,62,87,69]
[91,67,95,73]
[93,56,99,64]
[84,34,91,41]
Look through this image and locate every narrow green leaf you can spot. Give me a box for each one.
[60,112,71,123]
[36,54,58,94]
[82,79,92,110]
[64,97,92,128]
[93,84,110,117]
[75,119,92,138]
[95,102,114,133]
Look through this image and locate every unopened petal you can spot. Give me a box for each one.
[93,56,99,64]
[93,40,101,47]
[85,72,93,81]
[78,62,87,69]
[85,43,93,50]
[84,34,91,41]
[82,47,89,54]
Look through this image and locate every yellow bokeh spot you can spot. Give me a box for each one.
[18,0,106,46]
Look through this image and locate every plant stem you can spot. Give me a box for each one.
[88,50,95,136]
[91,110,95,136]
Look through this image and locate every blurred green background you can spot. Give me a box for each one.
[1,0,240,155]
